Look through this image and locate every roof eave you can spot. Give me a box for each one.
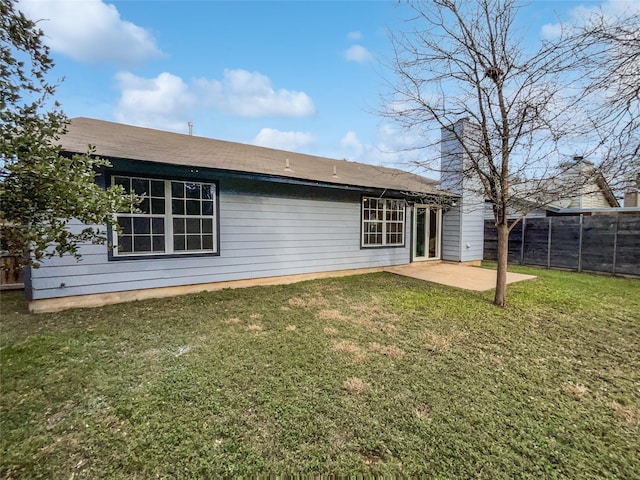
[82,152,449,198]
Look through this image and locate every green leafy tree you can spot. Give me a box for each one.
[0,0,132,265]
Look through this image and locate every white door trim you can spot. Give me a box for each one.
[413,204,442,261]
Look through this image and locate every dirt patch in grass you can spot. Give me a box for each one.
[247,324,263,332]
[413,404,432,419]
[319,308,397,336]
[318,309,350,322]
[225,317,242,325]
[343,377,366,395]
[288,294,330,309]
[285,325,297,331]
[422,329,465,353]
[609,401,639,425]
[562,382,589,399]
[369,342,405,359]
[323,327,338,336]
[349,301,399,323]
[333,340,367,362]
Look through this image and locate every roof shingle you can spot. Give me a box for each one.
[61,117,445,195]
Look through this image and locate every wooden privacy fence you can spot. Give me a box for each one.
[484,214,640,277]
[0,253,24,290]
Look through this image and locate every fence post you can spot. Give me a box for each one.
[547,217,552,268]
[520,217,526,265]
[578,214,583,272]
[612,216,618,275]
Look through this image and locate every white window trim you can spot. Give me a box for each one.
[112,176,218,257]
[361,197,406,247]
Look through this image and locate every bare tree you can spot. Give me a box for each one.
[573,6,640,196]
[381,0,633,306]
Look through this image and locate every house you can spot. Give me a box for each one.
[484,156,620,220]
[25,118,485,312]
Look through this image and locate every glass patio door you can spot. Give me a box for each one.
[413,205,441,261]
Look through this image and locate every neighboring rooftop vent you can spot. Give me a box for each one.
[188,121,193,136]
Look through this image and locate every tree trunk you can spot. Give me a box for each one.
[494,222,509,307]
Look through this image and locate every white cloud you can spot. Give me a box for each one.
[347,31,363,40]
[114,72,195,132]
[253,128,316,151]
[541,0,640,39]
[19,0,162,66]
[343,44,374,64]
[340,131,364,158]
[112,68,316,132]
[195,69,316,117]
[334,124,440,173]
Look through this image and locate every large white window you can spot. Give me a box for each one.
[362,197,405,247]
[112,175,217,257]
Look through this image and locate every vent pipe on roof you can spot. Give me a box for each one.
[333,165,338,177]
[285,158,291,171]
[188,121,193,136]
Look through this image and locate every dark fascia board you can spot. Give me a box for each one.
[79,153,455,200]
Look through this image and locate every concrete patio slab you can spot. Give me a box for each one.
[385,262,537,291]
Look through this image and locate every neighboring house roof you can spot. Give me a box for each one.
[60,117,447,197]
[593,173,620,208]
[503,158,620,212]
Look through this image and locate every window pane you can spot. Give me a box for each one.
[152,236,165,252]
[118,235,132,253]
[133,217,150,234]
[172,199,184,215]
[173,218,185,234]
[202,235,214,250]
[202,185,213,199]
[186,218,200,233]
[367,222,382,233]
[187,235,201,250]
[152,218,165,234]
[171,182,184,198]
[114,176,130,192]
[202,201,213,215]
[132,178,148,195]
[139,198,150,214]
[174,235,185,251]
[150,180,165,197]
[202,219,213,234]
[133,236,152,252]
[185,183,201,199]
[151,198,165,214]
[186,200,200,215]
[118,217,132,235]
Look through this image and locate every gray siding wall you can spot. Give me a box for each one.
[439,120,485,262]
[442,206,461,261]
[29,181,411,300]
[459,196,485,262]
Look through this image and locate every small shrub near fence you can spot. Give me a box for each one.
[484,214,640,277]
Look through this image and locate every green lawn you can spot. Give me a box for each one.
[1,265,639,478]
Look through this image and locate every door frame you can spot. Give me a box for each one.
[412,204,442,261]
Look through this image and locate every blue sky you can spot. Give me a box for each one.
[18,0,638,169]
